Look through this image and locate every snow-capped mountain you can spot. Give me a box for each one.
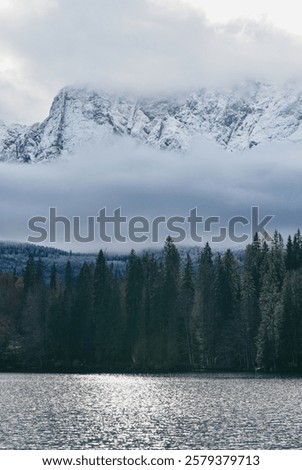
[1,81,302,162]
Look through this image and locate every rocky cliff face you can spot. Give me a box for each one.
[1,81,302,162]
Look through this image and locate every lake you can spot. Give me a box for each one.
[0,373,301,449]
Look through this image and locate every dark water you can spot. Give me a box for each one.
[0,373,301,449]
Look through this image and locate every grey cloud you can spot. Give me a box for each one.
[1,0,302,123]
[0,137,301,251]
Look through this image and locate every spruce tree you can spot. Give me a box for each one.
[71,262,94,365]
[161,236,180,367]
[125,250,144,365]
[179,254,195,368]
[214,249,241,368]
[94,250,118,367]
[198,243,215,368]
[256,234,285,371]
[141,253,162,368]
[47,263,64,366]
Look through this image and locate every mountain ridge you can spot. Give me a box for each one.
[1,81,302,162]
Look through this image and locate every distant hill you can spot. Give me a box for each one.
[0,242,128,280]
[0,241,245,282]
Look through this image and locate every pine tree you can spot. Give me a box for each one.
[20,257,46,368]
[62,260,74,364]
[292,230,302,269]
[23,256,36,296]
[240,234,264,369]
[277,270,302,369]
[141,253,162,368]
[94,250,119,367]
[47,263,64,366]
[125,250,144,365]
[161,236,180,367]
[50,263,59,293]
[35,258,44,287]
[198,243,215,368]
[71,262,94,365]
[285,235,294,270]
[178,254,195,367]
[214,249,241,368]
[256,234,285,371]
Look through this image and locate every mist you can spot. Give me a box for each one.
[0,137,301,252]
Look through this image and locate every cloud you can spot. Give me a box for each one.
[0,137,301,252]
[0,0,301,255]
[0,0,302,124]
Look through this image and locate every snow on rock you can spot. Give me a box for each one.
[1,81,302,162]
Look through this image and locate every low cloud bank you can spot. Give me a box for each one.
[0,137,301,252]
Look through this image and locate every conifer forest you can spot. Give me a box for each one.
[1,232,302,373]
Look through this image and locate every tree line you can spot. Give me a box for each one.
[0,232,302,372]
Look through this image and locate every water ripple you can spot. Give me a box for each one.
[0,373,301,449]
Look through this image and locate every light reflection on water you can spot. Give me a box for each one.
[0,373,301,449]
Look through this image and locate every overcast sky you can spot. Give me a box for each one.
[0,0,302,252]
[1,0,302,124]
